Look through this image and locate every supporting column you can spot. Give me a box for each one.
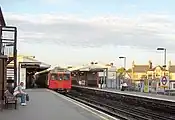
[0,55,7,111]
[0,26,2,55]
[105,68,108,88]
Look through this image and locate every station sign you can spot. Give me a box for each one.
[21,64,40,68]
[144,79,149,93]
[160,76,169,88]
[108,72,116,79]
[98,72,106,77]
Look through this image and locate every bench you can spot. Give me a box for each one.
[4,90,17,109]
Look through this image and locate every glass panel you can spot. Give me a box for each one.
[63,74,70,80]
[173,83,175,88]
[58,74,63,81]
[50,73,58,80]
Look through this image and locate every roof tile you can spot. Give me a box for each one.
[133,65,149,72]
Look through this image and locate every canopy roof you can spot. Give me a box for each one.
[35,66,70,75]
[68,63,108,72]
[0,7,6,26]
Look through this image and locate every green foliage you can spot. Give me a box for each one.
[117,67,125,74]
[126,68,132,73]
[141,75,147,79]
[67,66,73,69]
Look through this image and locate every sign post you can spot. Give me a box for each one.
[144,79,149,93]
[160,76,169,94]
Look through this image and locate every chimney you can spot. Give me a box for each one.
[169,61,171,68]
[110,63,113,66]
[148,60,152,69]
[132,61,135,67]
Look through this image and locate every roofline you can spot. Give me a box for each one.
[35,69,50,75]
[0,7,6,26]
[133,65,149,66]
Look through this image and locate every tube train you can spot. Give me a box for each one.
[35,68,72,93]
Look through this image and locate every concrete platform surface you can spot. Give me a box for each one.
[104,88,175,102]
[73,85,175,102]
[0,89,112,120]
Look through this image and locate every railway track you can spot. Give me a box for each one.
[65,90,175,120]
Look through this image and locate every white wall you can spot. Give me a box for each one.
[106,66,117,88]
[170,82,175,90]
[19,68,26,89]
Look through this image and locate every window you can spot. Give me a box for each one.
[58,74,63,81]
[156,73,160,77]
[165,73,169,76]
[148,74,152,78]
[50,73,58,80]
[133,74,138,78]
[63,74,70,80]
[173,83,175,89]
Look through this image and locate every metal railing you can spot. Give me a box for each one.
[105,77,175,96]
[0,26,17,88]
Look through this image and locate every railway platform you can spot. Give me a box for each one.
[0,89,116,120]
[103,88,175,102]
[73,85,175,102]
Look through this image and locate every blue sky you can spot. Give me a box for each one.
[1,0,175,68]
[2,0,175,15]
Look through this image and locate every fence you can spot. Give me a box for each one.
[105,76,175,96]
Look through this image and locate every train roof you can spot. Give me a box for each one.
[35,68,51,75]
[35,67,70,75]
[50,68,70,73]
[68,63,108,71]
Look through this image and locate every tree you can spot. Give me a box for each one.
[67,66,73,69]
[126,68,132,73]
[117,67,125,74]
[117,67,126,79]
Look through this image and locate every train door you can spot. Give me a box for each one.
[49,72,59,89]
[62,73,71,89]
[57,72,63,88]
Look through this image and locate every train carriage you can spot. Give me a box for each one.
[35,68,72,93]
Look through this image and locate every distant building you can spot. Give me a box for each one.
[168,61,175,90]
[105,63,117,88]
[131,60,175,90]
[131,60,152,84]
[8,55,51,89]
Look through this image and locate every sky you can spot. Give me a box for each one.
[1,0,175,68]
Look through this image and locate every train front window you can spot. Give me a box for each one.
[63,74,70,80]
[50,73,58,80]
[58,74,63,81]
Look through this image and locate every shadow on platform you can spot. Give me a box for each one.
[0,89,102,120]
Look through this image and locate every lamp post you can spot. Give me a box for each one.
[157,47,166,68]
[157,47,169,94]
[119,56,126,69]
[118,56,126,90]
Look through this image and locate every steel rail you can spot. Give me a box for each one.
[66,91,175,120]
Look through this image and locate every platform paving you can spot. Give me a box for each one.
[73,85,175,102]
[0,89,107,120]
[103,88,175,102]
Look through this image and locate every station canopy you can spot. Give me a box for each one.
[18,56,51,72]
[68,63,108,72]
[0,7,6,26]
[35,66,70,75]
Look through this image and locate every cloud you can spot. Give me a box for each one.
[4,12,175,50]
